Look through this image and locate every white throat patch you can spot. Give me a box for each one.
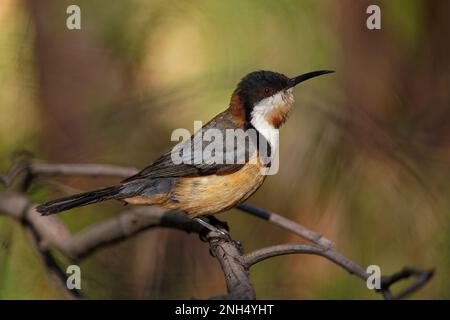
[250,89,294,151]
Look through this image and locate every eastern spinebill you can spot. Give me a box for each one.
[36,70,334,219]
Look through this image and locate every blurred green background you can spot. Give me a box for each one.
[1,0,449,299]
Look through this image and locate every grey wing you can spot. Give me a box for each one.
[121,111,258,182]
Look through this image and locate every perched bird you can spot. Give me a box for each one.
[36,70,333,227]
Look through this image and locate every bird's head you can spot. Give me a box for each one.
[230,70,334,129]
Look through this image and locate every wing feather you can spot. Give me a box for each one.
[122,111,256,182]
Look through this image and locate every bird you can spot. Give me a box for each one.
[36,70,334,230]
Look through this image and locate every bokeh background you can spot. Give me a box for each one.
[1,0,449,299]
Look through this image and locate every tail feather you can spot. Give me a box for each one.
[36,185,125,215]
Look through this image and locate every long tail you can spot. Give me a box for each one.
[36,185,126,216]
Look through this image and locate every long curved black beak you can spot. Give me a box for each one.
[286,70,335,89]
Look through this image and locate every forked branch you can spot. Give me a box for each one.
[0,158,434,299]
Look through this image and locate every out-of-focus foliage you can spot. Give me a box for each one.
[0,0,449,299]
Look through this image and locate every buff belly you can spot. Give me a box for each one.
[169,161,265,217]
[123,157,266,217]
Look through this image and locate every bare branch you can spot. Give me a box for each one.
[23,223,81,299]
[30,162,138,178]
[0,159,29,188]
[0,192,80,298]
[0,159,434,299]
[243,244,368,280]
[0,191,250,299]
[207,232,255,300]
[61,207,202,260]
[238,204,334,248]
[243,245,434,299]
[380,267,435,300]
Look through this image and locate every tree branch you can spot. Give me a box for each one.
[0,191,251,299]
[30,162,138,178]
[237,204,334,248]
[0,159,434,299]
[243,244,368,280]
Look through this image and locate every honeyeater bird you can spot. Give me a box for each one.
[36,70,333,226]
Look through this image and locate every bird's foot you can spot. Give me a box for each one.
[193,216,243,255]
[194,216,229,240]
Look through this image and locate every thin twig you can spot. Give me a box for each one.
[23,223,81,299]
[243,245,434,299]
[380,267,435,300]
[238,203,334,248]
[243,244,368,280]
[30,162,138,178]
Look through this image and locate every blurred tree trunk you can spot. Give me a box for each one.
[333,0,450,164]
[28,0,91,161]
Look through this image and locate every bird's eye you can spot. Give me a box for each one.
[262,87,272,97]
